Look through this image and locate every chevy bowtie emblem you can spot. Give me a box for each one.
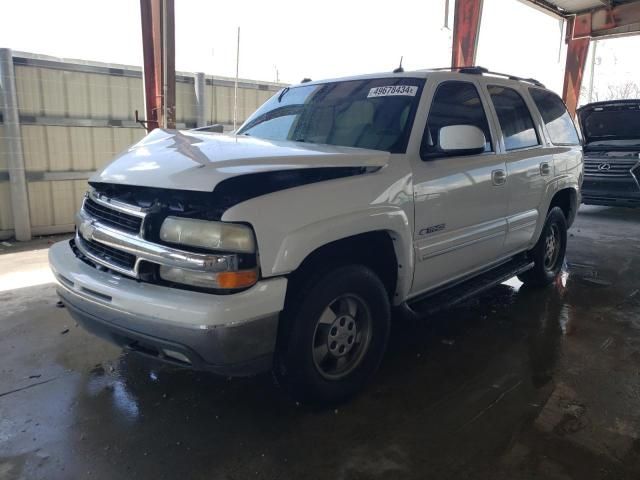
[79,221,96,239]
[598,163,611,171]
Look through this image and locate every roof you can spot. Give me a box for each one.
[288,67,546,90]
[521,0,637,16]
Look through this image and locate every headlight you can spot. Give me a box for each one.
[159,217,255,253]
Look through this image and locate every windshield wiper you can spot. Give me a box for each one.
[277,87,290,103]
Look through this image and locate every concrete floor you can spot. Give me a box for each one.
[1,206,639,480]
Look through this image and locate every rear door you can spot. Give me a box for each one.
[410,79,508,294]
[484,83,550,254]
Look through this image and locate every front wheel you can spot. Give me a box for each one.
[274,265,391,405]
[518,206,567,287]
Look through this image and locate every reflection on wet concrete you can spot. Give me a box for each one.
[1,205,640,479]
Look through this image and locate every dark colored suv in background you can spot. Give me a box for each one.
[578,100,640,208]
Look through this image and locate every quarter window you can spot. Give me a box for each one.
[529,88,580,145]
[488,86,539,151]
[422,81,492,158]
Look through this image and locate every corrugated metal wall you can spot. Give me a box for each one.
[0,52,283,240]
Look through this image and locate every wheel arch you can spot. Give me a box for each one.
[531,180,579,246]
[549,187,578,225]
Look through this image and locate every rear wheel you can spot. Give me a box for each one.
[274,265,390,405]
[518,206,567,287]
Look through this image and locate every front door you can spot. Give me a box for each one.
[411,80,508,295]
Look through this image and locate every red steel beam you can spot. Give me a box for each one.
[562,17,590,117]
[140,0,175,131]
[451,0,484,68]
[561,1,640,116]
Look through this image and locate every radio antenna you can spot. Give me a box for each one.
[393,56,404,73]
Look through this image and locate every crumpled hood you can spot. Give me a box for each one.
[91,129,390,192]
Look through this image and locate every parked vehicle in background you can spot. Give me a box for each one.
[578,100,640,208]
[49,67,583,404]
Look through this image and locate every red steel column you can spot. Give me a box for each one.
[140,0,175,131]
[562,16,590,117]
[451,0,484,68]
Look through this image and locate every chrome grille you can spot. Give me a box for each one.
[584,159,640,178]
[74,191,239,280]
[83,197,143,234]
[77,234,136,271]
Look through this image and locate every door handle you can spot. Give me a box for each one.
[540,162,551,176]
[492,169,507,186]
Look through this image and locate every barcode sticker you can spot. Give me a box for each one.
[367,85,418,98]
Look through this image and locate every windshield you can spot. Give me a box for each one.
[237,78,425,153]
[579,104,640,145]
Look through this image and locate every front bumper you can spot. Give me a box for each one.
[49,241,287,376]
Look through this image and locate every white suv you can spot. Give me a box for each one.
[49,67,583,403]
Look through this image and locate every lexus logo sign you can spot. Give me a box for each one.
[598,163,611,171]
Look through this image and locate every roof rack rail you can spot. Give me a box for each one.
[423,66,545,88]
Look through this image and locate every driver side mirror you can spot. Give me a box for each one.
[438,125,486,155]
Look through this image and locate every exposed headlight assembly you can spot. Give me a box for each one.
[160,217,256,253]
[159,217,258,290]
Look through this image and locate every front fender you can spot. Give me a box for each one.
[221,163,415,302]
[272,207,414,301]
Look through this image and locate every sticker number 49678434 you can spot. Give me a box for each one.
[367,85,418,98]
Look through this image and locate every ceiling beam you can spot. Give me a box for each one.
[574,1,640,38]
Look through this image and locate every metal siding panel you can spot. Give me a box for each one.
[66,71,91,117]
[69,127,95,170]
[0,125,7,171]
[91,127,115,169]
[204,83,214,124]
[258,90,272,106]
[74,179,89,209]
[0,182,13,230]
[14,65,43,116]
[243,88,259,121]
[175,82,185,122]
[215,86,232,124]
[51,180,76,225]
[45,126,72,171]
[112,128,132,155]
[40,68,67,117]
[109,76,131,119]
[176,81,196,123]
[131,128,146,144]
[27,181,53,227]
[21,125,48,171]
[128,77,144,116]
[88,73,110,119]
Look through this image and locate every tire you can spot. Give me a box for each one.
[518,206,567,287]
[274,264,391,405]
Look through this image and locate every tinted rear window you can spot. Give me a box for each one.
[488,86,539,151]
[530,89,580,145]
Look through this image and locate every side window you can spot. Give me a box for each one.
[529,88,580,145]
[422,81,492,158]
[488,86,540,151]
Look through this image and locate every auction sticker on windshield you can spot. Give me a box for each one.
[367,85,418,98]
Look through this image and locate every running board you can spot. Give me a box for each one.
[403,256,534,319]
